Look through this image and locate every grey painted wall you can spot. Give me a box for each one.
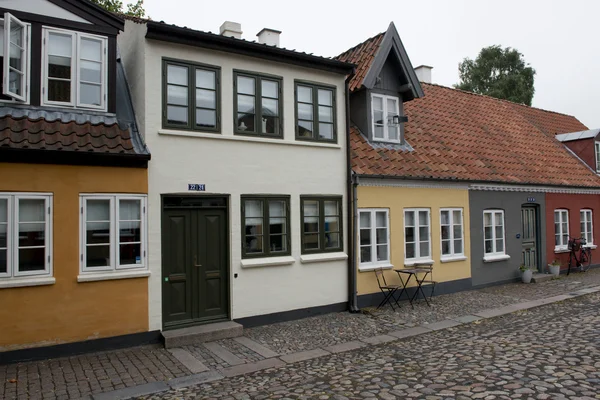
[469,190,546,287]
[349,88,368,138]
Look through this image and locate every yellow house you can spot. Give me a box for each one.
[0,2,152,358]
[336,24,472,307]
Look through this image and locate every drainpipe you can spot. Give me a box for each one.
[345,76,360,313]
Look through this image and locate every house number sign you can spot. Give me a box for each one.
[527,197,535,202]
[188,184,206,191]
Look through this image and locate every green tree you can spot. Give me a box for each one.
[455,45,536,106]
[89,0,146,18]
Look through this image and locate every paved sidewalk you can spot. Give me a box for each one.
[2,269,600,400]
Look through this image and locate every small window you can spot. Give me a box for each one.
[404,208,431,261]
[484,210,506,256]
[1,13,30,102]
[440,208,464,258]
[372,93,400,143]
[580,209,593,246]
[80,195,147,273]
[241,196,290,258]
[554,209,569,250]
[42,28,107,110]
[301,197,343,254]
[295,82,336,142]
[595,142,600,172]
[234,71,282,137]
[163,59,220,132]
[358,209,389,266]
[0,194,53,280]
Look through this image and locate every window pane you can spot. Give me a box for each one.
[388,126,399,141]
[360,212,371,228]
[19,223,45,247]
[8,70,22,97]
[119,221,141,243]
[419,226,429,240]
[377,244,387,261]
[405,243,415,259]
[304,234,319,250]
[453,210,461,222]
[19,248,45,272]
[484,212,492,226]
[325,233,340,249]
[453,225,462,240]
[86,222,110,244]
[454,239,463,254]
[80,83,101,106]
[19,199,46,222]
[372,96,383,111]
[484,226,492,240]
[405,227,414,243]
[80,38,102,61]
[298,86,312,103]
[237,113,255,132]
[555,234,560,246]
[419,211,428,225]
[440,211,449,225]
[496,239,504,252]
[262,98,279,117]
[441,225,450,240]
[269,201,286,233]
[119,243,141,265]
[373,110,384,126]
[237,76,255,95]
[319,123,333,140]
[48,79,70,102]
[262,116,279,135]
[298,103,313,120]
[167,65,188,85]
[167,106,188,125]
[318,89,332,106]
[238,94,255,113]
[374,125,384,139]
[245,236,263,253]
[360,246,371,263]
[495,226,503,240]
[0,250,6,274]
[48,33,72,79]
[485,239,493,254]
[245,200,263,218]
[269,235,286,252]
[376,228,387,244]
[0,199,7,223]
[0,224,6,248]
[441,240,450,255]
[298,121,313,138]
[80,60,101,83]
[196,89,215,109]
[318,106,333,123]
[376,212,387,228]
[196,109,216,128]
[262,80,278,98]
[196,69,215,90]
[87,199,110,221]
[325,217,339,233]
[420,242,430,257]
[405,211,415,226]
[360,229,371,246]
[494,213,503,226]
[387,98,397,113]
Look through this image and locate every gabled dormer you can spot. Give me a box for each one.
[336,22,423,146]
[555,129,600,174]
[0,0,124,113]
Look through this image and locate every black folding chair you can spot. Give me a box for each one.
[415,262,437,303]
[374,268,401,310]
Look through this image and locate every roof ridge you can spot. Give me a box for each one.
[334,31,385,60]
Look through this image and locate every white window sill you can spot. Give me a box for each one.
[554,247,569,254]
[0,276,56,289]
[404,259,434,267]
[358,263,394,272]
[483,254,511,263]
[158,129,341,149]
[77,270,151,282]
[440,255,467,263]
[240,256,295,268]
[300,252,348,264]
[584,244,597,249]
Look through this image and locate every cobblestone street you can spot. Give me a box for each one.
[142,292,600,399]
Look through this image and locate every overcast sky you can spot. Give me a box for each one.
[143,0,599,129]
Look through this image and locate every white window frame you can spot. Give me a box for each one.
[595,142,600,173]
[404,208,432,262]
[79,194,147,275]
[554,209,569,251]
[1,13,31,103]
[483,210,506,257]
[371,93,400,143]
[440,208,464,259]
[580,209,593,247]
[42,27,107,111]
[358,208,390,268]
[0,193,53,280]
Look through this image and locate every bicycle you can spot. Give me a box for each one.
[567,237,592,275]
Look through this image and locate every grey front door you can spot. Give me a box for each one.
[521,206,538,271]
[162,198,228,330]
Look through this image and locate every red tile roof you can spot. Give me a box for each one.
[335,32,384,92]
[0,115,137,154]
[352,83,600,187]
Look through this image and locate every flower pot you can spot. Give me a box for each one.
[548,264,560,277]
[522,269,533,283]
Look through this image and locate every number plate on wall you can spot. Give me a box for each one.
[188,184,206,191]
[527,197,535,202]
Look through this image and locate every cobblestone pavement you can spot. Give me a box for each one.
[141,292,600,399]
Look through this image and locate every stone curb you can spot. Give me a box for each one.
[110,287,600,399]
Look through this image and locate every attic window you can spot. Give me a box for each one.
[1,13,30,102]
[595,142,600,172]
[371,94,400,143]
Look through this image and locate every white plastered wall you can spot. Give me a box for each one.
[120,22,348,330]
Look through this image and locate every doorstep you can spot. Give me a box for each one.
[162,321,243,348]
[531,273,554,283]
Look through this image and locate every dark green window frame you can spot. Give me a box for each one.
[241,195,291,259]
[295,81,337,143]
[162,58,221,132]
[301,196,343,254]
[233,70,283,138]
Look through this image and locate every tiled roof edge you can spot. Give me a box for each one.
[334,31,385,60]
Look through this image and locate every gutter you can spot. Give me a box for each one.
[345,75,360,313]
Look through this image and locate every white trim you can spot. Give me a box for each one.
[158,129,342,149]
[440,208,464,258]
[76,33,107,110]
[595,142,600,173]
[554,248,570,254]
[483,254,511,263]
[440,255,468,263]
[554,209,569,251]
[404,258,434,267]
[0,276,55,289]
[404,208,431,262]
[584,244,598,250]
[358,208,390,266]
[371,93,400,143]
[358,177,470,190]
[3,13,29,102]
[470,183,600,195]
[358,263,394,272]
[483,209,506,257]
[240,256,295,268]
[77,269,150,282]
[300,252,347,264]
[580,209,594,246]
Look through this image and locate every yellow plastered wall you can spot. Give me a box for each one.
[357,185,471,295]
[0,163,149,351]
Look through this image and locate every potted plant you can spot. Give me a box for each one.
[520,264,533,283]
[548,259,561,277]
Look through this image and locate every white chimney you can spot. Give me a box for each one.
[220,21,242,39]
[256,28,281,47]
[414,65,433,84]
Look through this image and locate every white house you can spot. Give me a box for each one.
[118,19,354,334]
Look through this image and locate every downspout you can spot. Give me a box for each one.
[345,75,360,313]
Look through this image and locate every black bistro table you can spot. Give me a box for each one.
[394,262,434,308]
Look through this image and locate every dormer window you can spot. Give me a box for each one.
[0,13,30,102]
[595,142,600,172]
[372,94,400,143]
[42,27,107,111]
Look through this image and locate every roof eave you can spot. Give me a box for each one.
[47,0,125,31]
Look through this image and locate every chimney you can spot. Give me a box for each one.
[256,28,281,47]
[414,65,433,84]
[220,21,242,39]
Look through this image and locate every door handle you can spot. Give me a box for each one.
[194,255,202,268]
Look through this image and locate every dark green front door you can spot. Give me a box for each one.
[162,205,228,329]
[521,206,538,272]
